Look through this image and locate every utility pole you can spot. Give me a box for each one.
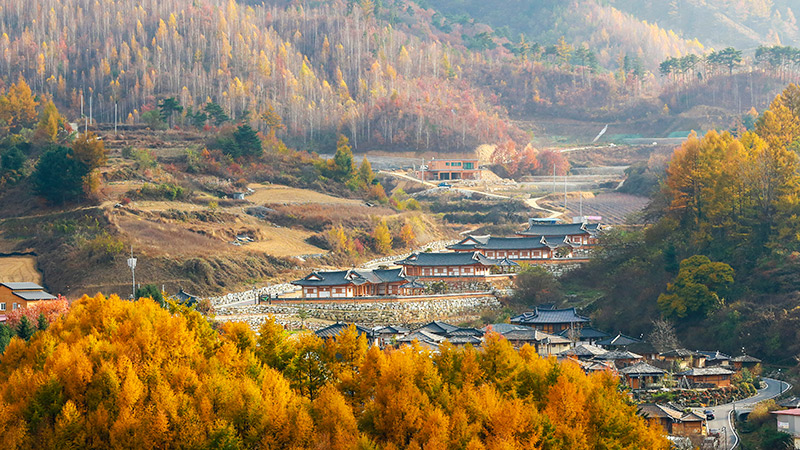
[127,246,137,300]
[552,164,556,193]
[114,103,118,135]
[564,174,568,212]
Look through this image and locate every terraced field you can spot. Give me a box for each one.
[561,193,649,224]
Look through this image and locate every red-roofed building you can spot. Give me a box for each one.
[772,408,800,448]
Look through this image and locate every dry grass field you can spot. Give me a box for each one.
[0,256,42,283]
[247,183,363,205]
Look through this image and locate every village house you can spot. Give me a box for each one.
[374,325,410,347]
[732,354,762,371]
[557,343,609,360]
[395,251,500,281]
[620,361,667,389]
[315,322,378,346]
[638,403,705,437]
[557,326,610,345]
[593,350,644,368]
[498,328,571,356]
[448,235,555,261]
[677,367,734,388]
[772,408,800,449]
[516,219,602,246]
[292,268,406,298]
[698,350,732,367]
[510,306,590,335]
[0,282,57,315]
[418,158,480,181]
[659,349,707,370]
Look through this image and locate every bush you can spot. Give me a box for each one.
[85,233,125,261]
[132,183,186,201]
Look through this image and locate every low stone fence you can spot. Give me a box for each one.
[215,293,502,328]
[209,283,299,307]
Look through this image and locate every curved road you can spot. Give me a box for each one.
[694,377,790,449]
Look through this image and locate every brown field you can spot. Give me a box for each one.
[0,256,42,283]
[247,183,363,205]
[111,202,326,258]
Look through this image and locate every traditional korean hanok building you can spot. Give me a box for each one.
[292,268,406,298]
[516,219,602,246]
[732,354,762,371]
[593,350,644,368]
[499,328,571,355]
[0,282,57,314]
[316,322,377,345]
[398,330,446,350]
[620,362,667,389]
[374,325,410,347]
[557,326,611,344]
[419,158,480,181]
[596,333,642,349]
[677,367,734,388]
[659,349,707,370]
[448,235,554,262]
[395,251,499,280]
[510,306,590,334]
[638,403,705,436]
[772,409,800,449]
[557,343,609,360]
[698,351,732,367]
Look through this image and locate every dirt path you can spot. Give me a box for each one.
[525,196,563,219]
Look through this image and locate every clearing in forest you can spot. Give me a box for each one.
[0,256,42,284]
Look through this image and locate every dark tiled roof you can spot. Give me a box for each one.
[698,350,731,361]
[660,348,705,358]
[315,322,374,339]
[510,307,590,325]
[396,251,497,267]
[447,328,485,337]
[375,325,410,335]
[293,268,405,287]
[558,344,608,357]
[732,355,762,363]
[368,268,406,283]
[416,321,460,335]
[594,350,643,361]
[484,323,531,334]
[518,222,601,237]
[502,329,570,344]
[557,326,611,340]
[678,367,735,376]
[620,361,667,375]
[596,333,642,347]
[13,291,57,301]
[175,289,198,303]
[446,335,483,345]
[449,236,549,251]
[638,404,704,422]
[1,282,45,290]
[399,330,446,344]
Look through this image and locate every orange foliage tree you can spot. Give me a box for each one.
[0,297,670,450]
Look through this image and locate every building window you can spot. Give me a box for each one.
[12,303,19,310]
[464,162,474,169]
[0,303,4,311]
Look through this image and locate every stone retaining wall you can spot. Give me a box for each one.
[216,294,502,329]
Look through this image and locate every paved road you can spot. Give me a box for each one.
[695,377,790,450]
